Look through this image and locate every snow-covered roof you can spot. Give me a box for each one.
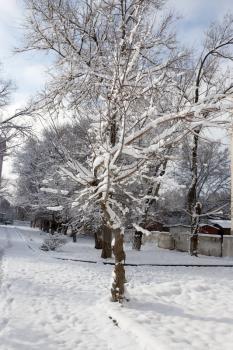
[209,220,231,229]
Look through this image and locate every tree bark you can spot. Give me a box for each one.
[132,231,142,250]
[101,224,112,258]
[190,234,198,257]
[143,159,168,223]
[190,202,202,257]
[231,128,233,234]
[62,224,68,235]
[100,203,126,302]
[111,228,126,302]
[71,228,77,242]
[94,230,103,249]
[187,130,200,216]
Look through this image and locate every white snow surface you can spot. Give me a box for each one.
[46,206,63,212]
[1,225,233,349]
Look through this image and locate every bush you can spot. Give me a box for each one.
[40,234,67,251]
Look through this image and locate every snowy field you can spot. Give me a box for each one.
[1,226,233,349]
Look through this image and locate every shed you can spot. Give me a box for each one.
[144,221,164,232]
[198,224,220,235]
[209,220,231,235]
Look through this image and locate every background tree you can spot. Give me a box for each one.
[178,15,233,223]
[157,141,230,224]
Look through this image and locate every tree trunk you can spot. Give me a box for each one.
[94,231,103,249]
[187,131,201,216]
[190,234,198,257]
[101,224,112,258]
[132,231,142,250]
[111,228,126,302]
[42,220,50,233]
[231,128,233,234]
[62,224,68,235]
[100,203,127,302]
[71,228,77,242]
[143,159,168,223]
[187,67,202,219]
[50,219,57,234]
[190,202,202,257]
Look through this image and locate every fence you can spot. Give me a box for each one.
[158,231,233,258]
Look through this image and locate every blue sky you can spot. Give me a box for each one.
[167,0,233,45]
[0,0,51,115]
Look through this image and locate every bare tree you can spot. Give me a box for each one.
[186,15,233,221]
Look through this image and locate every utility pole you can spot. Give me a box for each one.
[231,128,233,234]
[0,136,6,187]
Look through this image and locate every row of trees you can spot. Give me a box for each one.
[0,64,32,193]
[12,0,233,301]
[14,125,230,230]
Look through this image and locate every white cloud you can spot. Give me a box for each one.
[166,0,233,47]
[0,0,22,17]
[166,0,205,19]
[167,0,233,21]
[9,61,49,96]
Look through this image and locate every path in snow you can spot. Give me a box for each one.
[0,227,7,287]
[0,227,13,337]
[0,227,138,350]
[0,242,3,287]
[0,227,12,287]
[0,245,3,292]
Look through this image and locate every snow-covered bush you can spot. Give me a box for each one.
[40,234,67,251]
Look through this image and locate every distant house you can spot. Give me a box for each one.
[197,220,231,235]
[209,220,231,235]
[198,224,220,235]
[144,221,164,232]
[0,197,14,222]
[167,220,231,236]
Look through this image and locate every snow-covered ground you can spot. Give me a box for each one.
[1,225,233,350]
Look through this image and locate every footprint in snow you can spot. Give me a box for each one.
[109,316,119,327]
[0,317,9,328]
[7,297,14,304]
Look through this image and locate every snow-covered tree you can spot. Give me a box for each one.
[179,141,230,213]
[14,136,67,227]
[158,141,230,225]
[19,0,233,301]
[14,124,82,227]
[177,15,233,222]
[0,62,34,140]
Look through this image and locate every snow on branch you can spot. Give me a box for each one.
[40,187,69,195]
[47,206,63,211]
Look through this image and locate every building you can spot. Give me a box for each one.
[198,224,220,235]
[209,219,231,235]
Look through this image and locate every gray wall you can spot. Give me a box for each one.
[158,231,233,258]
